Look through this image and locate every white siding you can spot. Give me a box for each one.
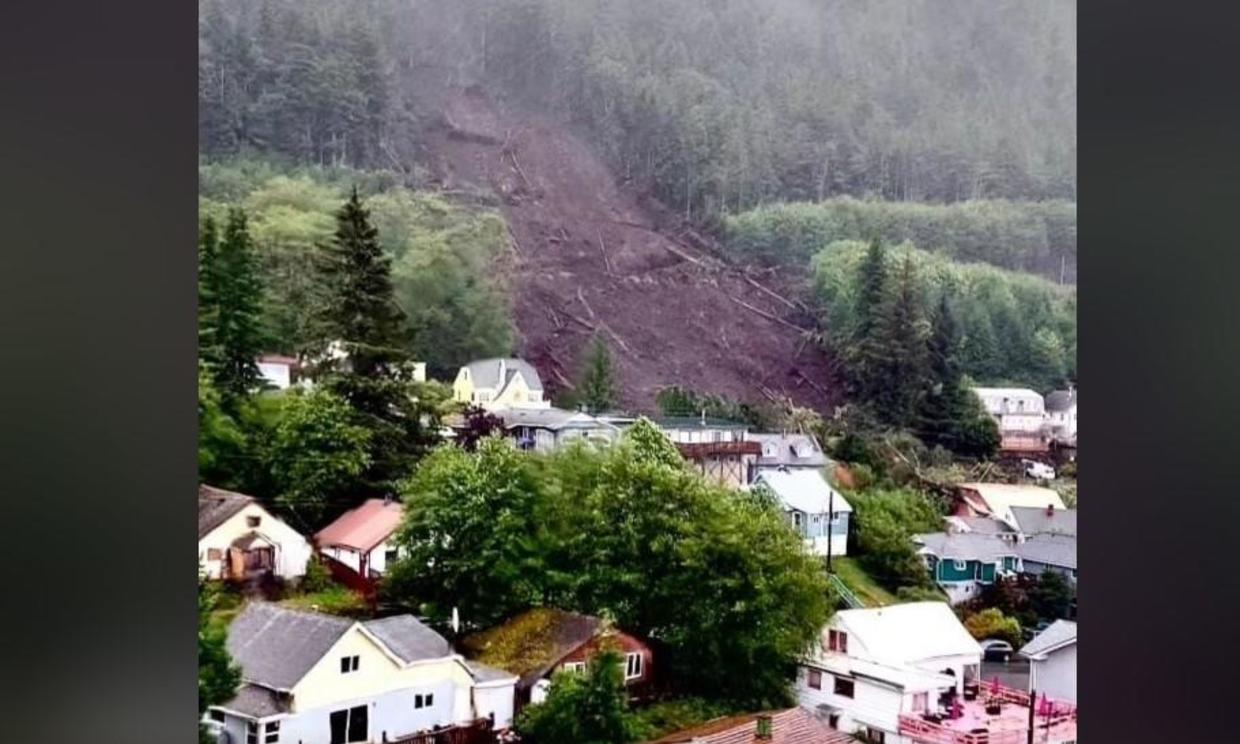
[473,683,516,730]
[323,540,400,576]
[1030,644,1076,703]
[795,665,912,743]
[271,684,461,744]
[257,361,292,389]
[198,503,312,580]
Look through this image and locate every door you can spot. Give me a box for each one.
[329,705,368,744]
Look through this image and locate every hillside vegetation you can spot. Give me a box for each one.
[724,198,1077,283]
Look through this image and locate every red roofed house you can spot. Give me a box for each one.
[647,708,852,744]
[315,498,406,579]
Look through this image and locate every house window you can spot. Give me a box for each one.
[912,692,928,712]
[329,706,368,744]
[807,669,822,690]
[207,548,223,561]
[414,693,435,709]
[865,727,886,743]
[563,661,586,674]
[833,676,855,698]
[246,721,259,744]
[792,512,804,529]
[625,652,643,680]
[385,548,399,566]
[340,655,359,674]
[828,630,848,654]
[247,515,261,528]
[264,721,280,743]
[953,559,968,571]
[827,713,840,729]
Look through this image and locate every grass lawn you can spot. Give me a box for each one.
[279,586,371,617]
[831,557,898,607]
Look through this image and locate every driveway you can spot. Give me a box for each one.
[980,656,1030,690]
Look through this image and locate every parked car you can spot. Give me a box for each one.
[1023,459,1055,480]
[980,639,1014,662]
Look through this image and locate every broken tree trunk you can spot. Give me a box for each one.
[597,229,614,275]
[726,295,813,333]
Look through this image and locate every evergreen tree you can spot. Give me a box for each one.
[874,252,928,426]
[577,335,618,414]
[198,575,240,743]
[916,295,1000,458]
[213,208,268,402]
[847,240,894,409]
[198,216,222,367]
[316,187,433,494]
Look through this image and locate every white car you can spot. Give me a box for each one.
[1023,460,1055,480]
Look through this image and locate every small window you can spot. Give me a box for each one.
[866,727,886,744]
[563,661,586,674]
[625,652,643,680]
[833,676,855,698]
[246,721,259,744]
[807,669,822,690]
[207,548,223,561]
[246,515,261,528]
[384,548,399,566]
[827,713,840,729]
[425,693,433,707]
[828,629,849,654]
[414,693,436,709]
[340,655,359,674]
[953,559,968,571]
[264,721,280,743]
[912,692,928,712]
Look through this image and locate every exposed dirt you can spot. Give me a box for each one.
[420,86,840,413]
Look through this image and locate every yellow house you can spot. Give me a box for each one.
[452,357,550,411]
[209,603,517,744]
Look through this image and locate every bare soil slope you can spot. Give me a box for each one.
[422,87,839,412]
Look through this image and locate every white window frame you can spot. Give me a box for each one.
[264,721,280,744]
[624,651,643,680]
[562,661,586,674]
[246,721,259,744]
[952,559,968,571]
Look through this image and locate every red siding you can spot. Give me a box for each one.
[555,632,653,687]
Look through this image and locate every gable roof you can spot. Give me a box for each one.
[199,484,258,539]
[1019,619,1077,659]
[1016,533,1077,570]
[958,483,1065,526]
[498,406,616,432]
[220,683,290,718]
[315,499,404,553]
[226,603,354,691]
[1009,506,1077,538]
[972,387,1044,401]
[748,432,829,468]
[1044,389,1077,412]
[754,469,852,515]
[913,531,1019,563]
[647,707,853,744]
[833,602,981,666]
[944,516,1016,536]
[362,615,453,663]
[463,358,544,392]
[460,608,607,687]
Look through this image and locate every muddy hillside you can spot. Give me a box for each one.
[420,87,839,412]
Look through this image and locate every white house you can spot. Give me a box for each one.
[198,485,312,582]
[497,406,620,452]
[1020,619,1076,704]
[795,602,982,743]
[748,431,830,477]
[315,499,406,578]
[207,603,518,744]
[753,468,851,557]
[257,355,299,390]
[453,357,550,411]
[1045,388,1077,447]
[972,387,1049,452]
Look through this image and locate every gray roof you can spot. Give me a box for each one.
[914,532,1018,563]
[199,485,255,539]
[652,416,748,430]
[1045,389,1077,412]
[466,660,519,684]
[227,603,353,691]
[1016,534,1077,570]
[498,407,616,432]
[1010,507,1077,538]
[362,615,453,664]
[748,432,830,468]
[1019,619,1077,659]
[464,358,544,392]
[221,684,289,718]
[947,516,1016,536]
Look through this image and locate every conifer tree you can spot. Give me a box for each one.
[847,240,893,407]
[916,294,967,448]
[877,252,930,427]
[577,335,618,414]
[198,216,222,366]
[211,208,267,402]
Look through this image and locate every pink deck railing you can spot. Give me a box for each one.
[897,683,1077,744]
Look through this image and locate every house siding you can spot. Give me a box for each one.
[795,664,913,743]
[556,632,653,693]
[1030,644,1076,704]
[198,503,312,580]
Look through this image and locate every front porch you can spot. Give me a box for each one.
[898,682,1076,744]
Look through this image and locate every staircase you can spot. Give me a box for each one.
[828,572,866,609]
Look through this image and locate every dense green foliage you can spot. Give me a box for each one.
[199,210,268,402]
[387,420,833,706]
[846,487,942,592]
[963,607,1023,648]
[515,649,643,744]
[816,240,1076,392]
[973,573,1075,629]
[198,577,241,740]
[724,198,1077,282]
[201,1,1075,214]
[200,159,513,371]
[576,336,619,414]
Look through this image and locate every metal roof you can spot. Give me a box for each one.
[1019,619,1077,659]
[315,499,404,553]
[754,469,852,515]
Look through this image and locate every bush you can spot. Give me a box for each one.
[299,557,333,594]
[963,607,1022,648]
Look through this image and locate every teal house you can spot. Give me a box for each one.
[913,531,1021,605]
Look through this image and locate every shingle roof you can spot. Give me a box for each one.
[466,660,520,684]
[463,358,544,392]
[315,499,404,553]
[198,485,256,539]
[754,469,852,515]
[1019,619,1077,659]
[945,516,1016,536]
[1016,534,1077,570]
[748,432,830,468]
[1009,507,1077,538]
[220,684,289,718]
[1044,389,1077,412]
[646,707,852,744]
[497,406,615,432]
[914,532,1019,563]
[460,608,605,688]
[362,615,452,663]
[226,603,353,691]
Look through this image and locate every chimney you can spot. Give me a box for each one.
[497,358,507,384]
[1046,503,1055,516]
[755,714,773,740]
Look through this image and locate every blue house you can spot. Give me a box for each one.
[913,531,1021,605]
[752,468,851,557]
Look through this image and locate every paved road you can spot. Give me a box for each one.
[980,656,1030,690]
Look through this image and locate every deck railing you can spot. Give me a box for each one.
[897,683,1077,744]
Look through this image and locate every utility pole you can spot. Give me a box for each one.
[1027,688,1036,744]
[826,487,834,573]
